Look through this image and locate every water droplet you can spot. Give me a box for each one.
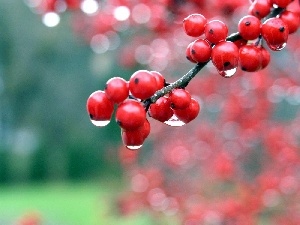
[126,145,143,150]
[90,119,110,127]
[164,115,185,127]
[218,67,237,78]
[268,42,286,51]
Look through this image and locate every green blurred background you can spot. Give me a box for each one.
[0,1,148,224]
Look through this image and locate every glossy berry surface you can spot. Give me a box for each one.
[249,0,272,19]
[259,46,271,69]
[279,10,300,34]
[129,70,158,100]
[86,90,114,124]
[150,71,165,90]
[211,41,239,77]
[204,20,228,44]
[121,119,150,150]
[183,14,207,37]
[272,0,293,8]
[115,99,146,130]
[239,45,262,72]
[174,98,200,123]
[238,15,261,40]
[186,42,197,63]
[149,97,173,122]
[190,39,212,63]
[261,18,289,51]
[105,77,129,104]
[169,89,192,109]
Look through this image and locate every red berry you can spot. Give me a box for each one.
[279,10,300,34]
[239,45,262,72]
[115,99,146,130]
[173,98,200,124]
[186,42,197,63]
[150,71,165,90]
[105,77,129,104]
[249,0,272,19]
[169,89,192,109]
[211,41,239,77]
[204,20,228,44]
[259,46,271,69]
[129,70,158,100]
[272,0,293,8]
[183,13,207,37]
[190,39,212,63]
[238,15,261,40]
[86,90,114,126]
[121,119,150,150]
[149,97,173,122]
[261,18,289,51]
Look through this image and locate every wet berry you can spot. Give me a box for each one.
[183,13,207,37]
[204,20,228,44]
[129,70,158,100]
[115,99,146,130]
[238,15,261,40]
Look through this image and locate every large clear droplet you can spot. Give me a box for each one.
[126,145,143,150]
[90,119,110,127]
[218,67,237,78]
[268,42,286,51]
[164,115,185,127]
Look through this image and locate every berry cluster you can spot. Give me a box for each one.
[87,0,299,150]
[184,1,299,77]
[86,70,200,150]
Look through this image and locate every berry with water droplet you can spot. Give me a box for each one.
[86,90,114,127]
[261,18,289,51]
[211,41,239,77]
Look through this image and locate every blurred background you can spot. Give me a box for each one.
[0,0,300,224]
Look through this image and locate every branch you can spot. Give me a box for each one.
[144,7,284,110]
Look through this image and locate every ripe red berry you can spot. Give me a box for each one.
[279,10,300,34]
[239,45,262,72]
[249,0,272,19]
[190,39,212,63]
[121,119,150,150]
[238,15,261,40]
[169,89,192,109]
[261,18,289,51]
[115,99,146,130]
[259,46,271,69]
[272,0,293,8]
[150,71,165,90]
[173,98,200,124]
[129,70,158,100]
[204,20,228,44]
[186,42,197,63]
[105,77,129,104]
[149,97,173,122]
[211,41,239,77]
[86,90,114,126]
[183,13,207,37]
